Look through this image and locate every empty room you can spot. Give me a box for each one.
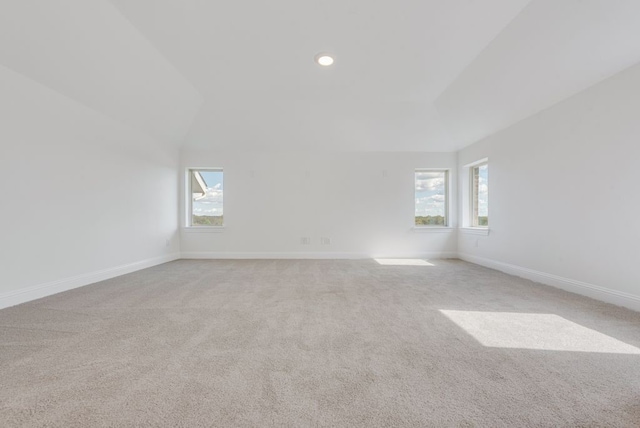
[1,0,640,426]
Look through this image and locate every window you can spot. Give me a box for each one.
[415,170,448,226]
[470,162,488,227]
[188,168,223,227]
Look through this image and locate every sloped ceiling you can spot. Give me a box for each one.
[2,1,640,151]
[107,0,531,151]
[0,0,202,146]
[436,0,640,149]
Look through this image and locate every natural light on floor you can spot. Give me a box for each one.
[440,310,640,354]
[374,259,435,266]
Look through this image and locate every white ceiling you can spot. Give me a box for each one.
[2,0,640,151]
[0,0,202,146]
[436,0,640,148]
[108,0,531,151]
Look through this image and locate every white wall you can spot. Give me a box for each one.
[0,64,180,307]
[457,62,640,309]
[180,150,457,258]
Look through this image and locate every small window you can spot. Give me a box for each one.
[415,170,448,226]
[188,169,223,227]
[470,163,488,227]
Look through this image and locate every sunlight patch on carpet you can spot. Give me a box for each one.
[440,310,640,354]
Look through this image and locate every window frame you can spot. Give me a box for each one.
[469,161,488,228]
[186,167,224,228]
[414,168,450,228]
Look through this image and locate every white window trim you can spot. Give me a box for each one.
[185,167,225,229]
[461,158,489,230]
[460,227,490,236]
[470,161,488,228]
[463,158,489,169]
[414,168,451,229]
[411,226,454,233]
[181,226,226,233]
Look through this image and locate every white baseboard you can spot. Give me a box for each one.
[181,251,458,260]
[181,252,367,260]
[458,253,640,312]
[0,253,181,309]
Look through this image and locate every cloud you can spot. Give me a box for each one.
[416,192,446,216]
[199,185,223,204]
[193,183,224,215]
[416,194,445,203]
[193,207,220,215]
[416,172,442,180]
[415,172,445,192]
[416,178,444,191]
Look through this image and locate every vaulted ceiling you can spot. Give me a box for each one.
[0,1,202,146]
[2,0,640,151]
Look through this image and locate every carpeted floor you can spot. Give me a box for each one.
[1,259,639,427]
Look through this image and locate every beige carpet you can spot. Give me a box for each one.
[1,259,639,427]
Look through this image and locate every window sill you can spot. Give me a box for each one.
[460,227,490,236]
[182,227,226,233]
[411,226,454,233]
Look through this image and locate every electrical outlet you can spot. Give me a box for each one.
[301,237,311,245]
[165,238,171,247]
[321,237,331,245]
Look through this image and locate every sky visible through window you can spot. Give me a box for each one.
[415,171,446,223]
[193,171,223,218]
[477,164,488,218]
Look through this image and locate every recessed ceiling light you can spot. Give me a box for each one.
[315,53,334,67]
